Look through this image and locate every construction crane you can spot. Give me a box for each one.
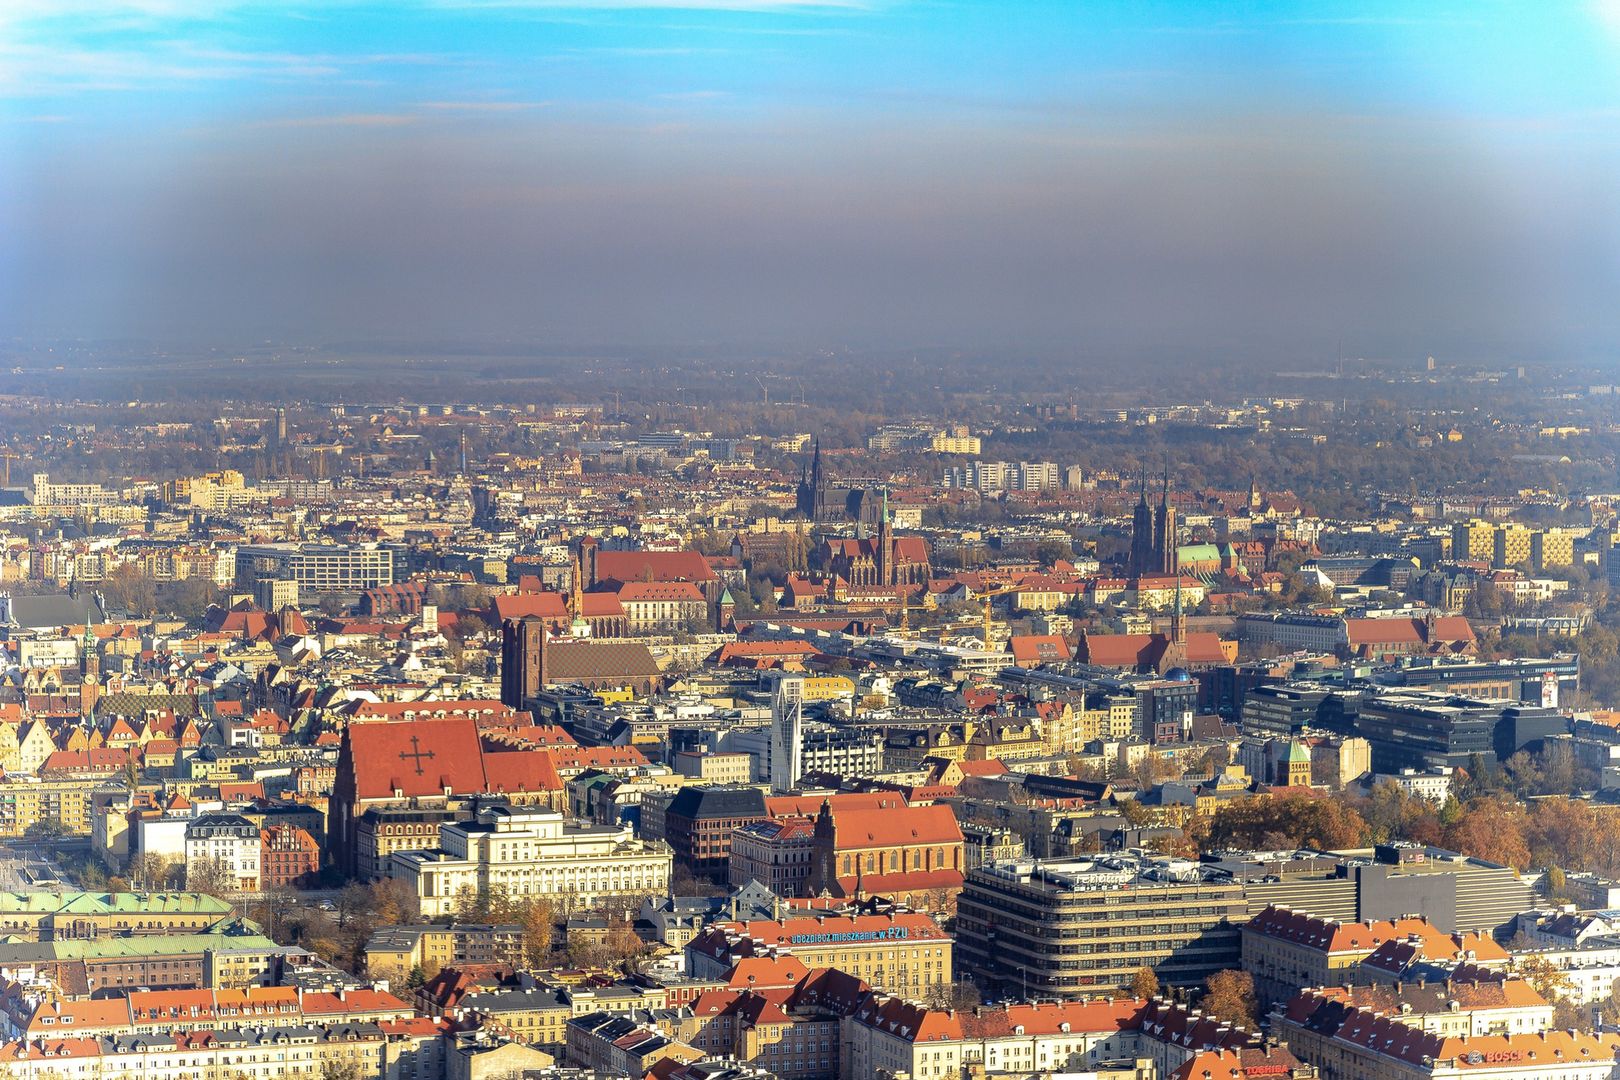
[0,451,18,488]
[975,584,1028,649]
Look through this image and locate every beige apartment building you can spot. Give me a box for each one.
[686,912,952,997]
[1276,1001,1620,1080]
[842,996,1312,1080]
[363,922,525,982]
[0,777,94,837]
[1279,982,1553,1047]
[1241,905,1507,1007]
[0,1020,545,1080]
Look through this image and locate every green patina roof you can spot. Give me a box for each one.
[1284,741,1312,763]
[0,891,234,916]
[0,927,285,963]
[1177,543,1223,562]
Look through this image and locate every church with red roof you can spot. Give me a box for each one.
[330,715,566,874]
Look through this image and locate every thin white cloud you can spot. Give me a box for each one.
[418,100,549,110]
[0,0,875,15]
[0,41,275,94]
[261,112,418,126]
[0,1,252,30]
[555,45,727,55]
[0,1,216,15]
[1274,16,1480,27]
[0,32,456,97]
[426,1,871,9]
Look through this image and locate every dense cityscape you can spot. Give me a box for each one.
[6,1,1620,1079]
[1,349,1620,1080]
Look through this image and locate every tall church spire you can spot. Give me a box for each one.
[1171,575,1185,644]
[877,487,895,587]
[1155,460,1180,577]
[797,437,824,520]
[568,549,590,638]
[1130,462,1155,578]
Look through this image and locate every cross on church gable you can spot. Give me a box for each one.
[399,734,436,776]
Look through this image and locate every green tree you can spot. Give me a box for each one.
[1545,866,1569,902]
[24,815,69,843]
[1034,540,1073,568]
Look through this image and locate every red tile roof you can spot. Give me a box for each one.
[1170,1047,1312,1080]
[492,592,569,623]
[1244,905,1507,963]
[618,581,707,602]
[1330,1009,1619,1071]
[764,792,904,817]
[1078,631,1228,668]
[340,717,565,801]
[1009,634,1072,666]
[820,803,963,849]
[594,550,717,584]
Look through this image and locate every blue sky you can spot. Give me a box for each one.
[2,1,1618,357]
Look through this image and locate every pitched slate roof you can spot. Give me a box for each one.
[544,640,661,681]
[666,786,768,821]
[2,594,101,630]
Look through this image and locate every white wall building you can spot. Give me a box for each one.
[1372,767,1455,804]
[392,803,672,917]
[183,813,261,892]
[770,676,804,795]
